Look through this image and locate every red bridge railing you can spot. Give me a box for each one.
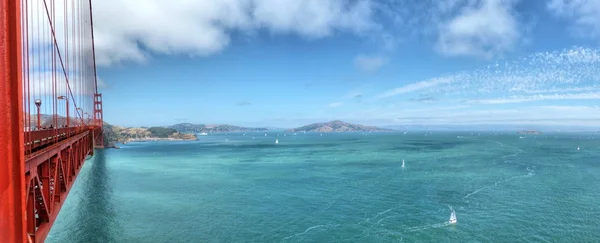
[1,0,104,242]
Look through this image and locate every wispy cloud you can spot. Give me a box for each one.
[237,101,252,106]
[354,54,387,72]
[520,86,600,94]
[410,96,436,102]
[467,92,600,104]
[332,105,600,126]
[376,76,455,99]
[547,0,600,40]
[97,78,107,89]
[343,87,367,99]
[328,102,344,108]
[327,86,368,108]
[376,47,600,102]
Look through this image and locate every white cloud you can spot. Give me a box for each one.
[436,0,521,58]
[376,76,455,99]
[354,54,387,72]
[97,78,107,89]
[92,0,378,66]
[468,92,600,104]
[328,102,344,108]
[521,86,600,94]
[25,71,96,97]
[376,47,600,100]
[547,0,600,40]
[333,105,600,126]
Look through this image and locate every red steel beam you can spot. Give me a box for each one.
[25,131,89,170]
[24,127,87,153]
[0,1,27,243]
[24,131,94,242]
[2,0,103,241]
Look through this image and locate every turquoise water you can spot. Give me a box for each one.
[47,132,600,242]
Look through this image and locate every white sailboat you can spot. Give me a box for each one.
[449,209,457,224]
[275,139,279,144]
[577,146,580,151]
[401,159,405,168]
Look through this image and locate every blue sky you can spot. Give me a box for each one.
[91,0,600,128]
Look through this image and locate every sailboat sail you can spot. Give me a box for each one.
[449,209,457,224]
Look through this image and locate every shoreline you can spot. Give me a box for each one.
[126,137,198,142]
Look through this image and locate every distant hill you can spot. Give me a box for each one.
[25,113,87,129]
[287,120,393,133]
[103,122,196,147]
[170,123,267,133]
[518,130,542,134]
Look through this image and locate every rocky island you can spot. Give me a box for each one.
[286,120,394,133]
[103,122,269,148]
[518,130,542,134]
[102,123,197,148]
[170,123,267,133]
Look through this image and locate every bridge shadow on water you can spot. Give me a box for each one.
[74,149,122,242]
[47,149,122,243]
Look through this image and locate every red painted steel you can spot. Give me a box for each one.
[24,129,95,242]
[93,93,104,147]
[1,0,104,242]
[1,1,27,243]
[25,127,86,153]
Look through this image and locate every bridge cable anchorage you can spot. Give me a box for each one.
[1,0,103,242]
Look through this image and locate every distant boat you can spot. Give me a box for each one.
[275,139,279,144]
[198,132,208,136]
[401,159,405,168]
[449,209,457,224]
[577,146,580,151]
[264,133,267,136]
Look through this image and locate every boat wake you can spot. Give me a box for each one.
[404,222,450,232]
[282,224,340,240]
[358,206,398,226]
[494,140,525,159]
[377,215,396,224]
[464,166,535,200]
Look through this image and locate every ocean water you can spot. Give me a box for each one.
[46,132,600,242]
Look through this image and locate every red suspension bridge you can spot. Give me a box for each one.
[1,0,103,242]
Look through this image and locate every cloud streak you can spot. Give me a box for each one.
[332,105,600,127]
[377,47,600,104]
[376,76,455,99]
[354,54,387,72]
[328,102,344,108]
[547,0,600,41]
[237,101,252,106]
[467,92,600,104]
